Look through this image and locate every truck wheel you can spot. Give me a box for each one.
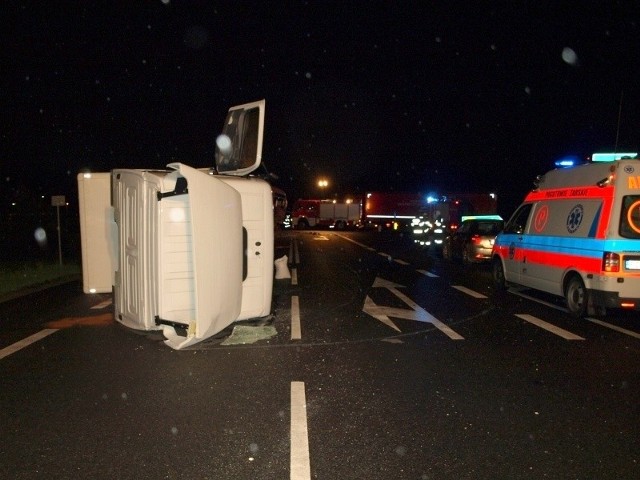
[492,258,506,291]
[335,220,345,230]
[297,219,309,230]
[565,275,587,318]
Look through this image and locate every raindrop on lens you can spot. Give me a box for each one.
[34,228,47,247]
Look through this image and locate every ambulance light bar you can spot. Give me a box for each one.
[460,215,503,222]
[592,152,637,162]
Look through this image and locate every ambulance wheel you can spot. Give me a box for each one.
[492,258,506,291]
[565,275,587,318]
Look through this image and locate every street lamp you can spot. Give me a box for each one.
[317,178,329,198]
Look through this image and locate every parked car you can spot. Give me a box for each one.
[442,216,503,263]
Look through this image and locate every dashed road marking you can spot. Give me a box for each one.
[291,296,301,340]
[586,317,640,339]
[90,299,112,309]
[417,269,438,278]
[0,329,58,360]
[452,285,487,299]
[290,381,311,480]
[515,314,584,340]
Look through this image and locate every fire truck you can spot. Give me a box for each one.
[291,198,361,229]
[361,192,427,230]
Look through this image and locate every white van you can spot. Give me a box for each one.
[492,154,640,316]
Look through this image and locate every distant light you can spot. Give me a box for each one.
[555,155,580,168]
[426,195,438,204]
[83,173,92,179]
[489,193,496,199]
[592,152,637,162]
[89,288,97,294]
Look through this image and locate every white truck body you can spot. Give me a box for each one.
[77,100,273,349]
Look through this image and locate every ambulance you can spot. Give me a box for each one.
[491,153,640,317]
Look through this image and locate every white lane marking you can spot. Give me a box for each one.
[378,251,390,258]
[514,314,584,340]
[365,277,464,340]
[90,299,112,309]
[313,236,329,241]
[508,288,567,313]
[291,268,298,286]
[452,285,487,299]
[332,233,370,249]
[586,317,640,339]
[417,269,438,278]
[291,296,301,340]
[394,259,409,265]
[0,329,59,360]
[290,381,311,480]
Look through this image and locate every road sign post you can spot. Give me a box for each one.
[51,195,66,265]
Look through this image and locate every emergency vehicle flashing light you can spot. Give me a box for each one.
[591,152,637,162]
[554,156,580,168]
[460,215,503,222]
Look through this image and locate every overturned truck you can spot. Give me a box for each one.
[77,100,274,349]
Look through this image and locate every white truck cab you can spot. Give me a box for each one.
[77,100,274,349]
[492,153,640,317]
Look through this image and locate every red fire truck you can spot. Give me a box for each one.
[361,191,498,231]
[291,198,361,230]
[360,192,427,230]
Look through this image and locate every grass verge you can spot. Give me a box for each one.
[0,261,81,297]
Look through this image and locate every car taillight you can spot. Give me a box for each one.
[602,252,620,272]
[471,234,482,244]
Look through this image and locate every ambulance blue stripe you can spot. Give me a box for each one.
[497,235,640,257]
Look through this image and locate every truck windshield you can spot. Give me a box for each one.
[619,195,640,239]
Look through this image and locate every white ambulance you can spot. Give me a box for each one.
[77,100,274,349]
[491,153,640,317]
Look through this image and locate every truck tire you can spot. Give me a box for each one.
[297,219,309,230]
[565,275,587,318]
[335,220,345,230]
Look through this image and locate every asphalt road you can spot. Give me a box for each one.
[1,230,639,479]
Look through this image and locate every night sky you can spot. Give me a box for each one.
[3,1,640,216]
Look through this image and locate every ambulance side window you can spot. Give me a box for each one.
[504,204,533,235]
[619,195,640,239]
